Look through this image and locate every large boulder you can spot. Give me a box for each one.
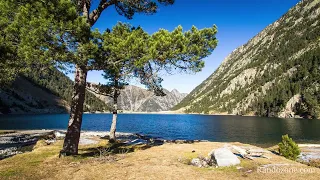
[212,148,240,167]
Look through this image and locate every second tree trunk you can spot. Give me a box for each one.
[109,78,119,143]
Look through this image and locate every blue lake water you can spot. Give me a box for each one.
[0,114,319,147]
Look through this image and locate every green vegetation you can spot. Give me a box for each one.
[0,67,110,113]
[173,0,320,119]
[96,22,218,142]
[278,134,300,161]
[1,0,217,155]
[25,68,110,112]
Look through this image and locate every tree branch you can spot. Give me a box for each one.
[89,0,115,26]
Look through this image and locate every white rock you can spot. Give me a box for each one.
[79,138,98,145]
[54,131,66,139]
[125,139,148,145]
[232,145,247,157]
[191,158,210,168]
[191,158,202,167]
[213,148,240,167]
[45,139,56,145]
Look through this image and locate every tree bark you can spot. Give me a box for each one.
[60,1,91,157]
[109,79,119,143]
[61,64,87,156]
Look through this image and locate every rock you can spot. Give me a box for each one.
[190,158,209,168]
[79,138,98,145]
[213,148,240,167]
[208,149,215,156]
[232,145,247,158]
[45,139,56,145]
[246,170,253,173]
[204,157,214,166]
[190,156,215,168]
[53,130,66,139]
[86,83,187,112]
[278,94,301,118]
[191,158,202,167]
[125,139,148,146]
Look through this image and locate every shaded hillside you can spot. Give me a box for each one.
[87,84,187,112]
[0,76,69,114]
[173,0,320,119]
[0,68,110,114]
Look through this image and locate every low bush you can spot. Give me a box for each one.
[278,134,301,161]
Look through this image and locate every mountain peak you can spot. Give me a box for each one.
[171,89,180,94]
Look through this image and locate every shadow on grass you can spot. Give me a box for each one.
[78,140,165,158]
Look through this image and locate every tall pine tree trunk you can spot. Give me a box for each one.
[61,64,87,156]
[109,79,119,143]
[60,2,91,156]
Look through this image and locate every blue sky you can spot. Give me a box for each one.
[68,0,300,93]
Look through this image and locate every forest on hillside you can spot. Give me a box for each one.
[173,1,320,119]
[25,68,111,112]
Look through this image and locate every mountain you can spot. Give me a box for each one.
[0,66,187,114]
[0,68,110,114]
[173,0,320,119]
[87,84,188,112]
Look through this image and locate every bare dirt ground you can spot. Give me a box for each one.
[0,139,319,180]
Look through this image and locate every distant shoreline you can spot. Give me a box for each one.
[1,111,318,120]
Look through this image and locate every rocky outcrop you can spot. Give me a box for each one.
[87,84,187,112]
[278,94,302,118]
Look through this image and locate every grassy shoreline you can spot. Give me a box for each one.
[0,139,319,180]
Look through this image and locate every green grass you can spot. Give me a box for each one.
[215,166,238,172]
[179,152,199,165]
[0,140,62,180]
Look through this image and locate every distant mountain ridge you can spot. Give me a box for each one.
[87,84,187,112]
[173,0,320,119]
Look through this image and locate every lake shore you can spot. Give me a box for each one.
[0,130,319,179]
[1,130,320,164]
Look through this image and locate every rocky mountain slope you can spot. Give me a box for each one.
[87,84,187,112]
[173,0,320,119]
[0,69,109,114]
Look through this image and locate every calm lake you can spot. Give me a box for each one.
[0,114,319,147]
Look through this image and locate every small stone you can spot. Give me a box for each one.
[192,150,195,153]
[45,139,56,145]
[191,158,202,167]
[246,170,253,173]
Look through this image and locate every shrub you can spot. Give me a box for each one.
[278,134,301,161]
